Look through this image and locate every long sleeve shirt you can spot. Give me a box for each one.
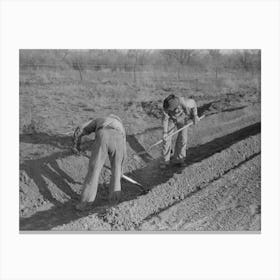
[73,114,125,151]
[77,114,125,137]
[162,97,198,134]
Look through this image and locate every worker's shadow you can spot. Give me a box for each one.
[20,132,73,150]
[18,129,185,231]
[19,131,164,230]
[20,132,83,204]
[20,150,80,208]
[19,121,260,230]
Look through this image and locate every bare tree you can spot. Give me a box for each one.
[72,60,84,81]
[61,50,69,61]
[238,50,253,72]
[209,50,222,79]
[161,50,195,80]
[127,50,147,85]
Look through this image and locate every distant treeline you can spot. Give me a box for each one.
[20,49,261,75]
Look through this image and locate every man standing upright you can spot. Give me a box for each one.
[72,114,126,211]
[160,94,199,169]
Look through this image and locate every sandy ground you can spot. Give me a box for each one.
[140,155,261,231]
[19,86,261,231]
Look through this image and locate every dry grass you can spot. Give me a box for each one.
[19,67,260,135]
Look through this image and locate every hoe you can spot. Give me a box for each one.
[133,115,205,158]
[66,115,205,194]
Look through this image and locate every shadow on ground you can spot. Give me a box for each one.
[20,122,260,230]
[20,133,73,149]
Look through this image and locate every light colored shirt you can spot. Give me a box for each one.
[162,97,198,134]
[78,114,125,137]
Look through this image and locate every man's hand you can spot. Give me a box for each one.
[163,132,168,143]
[72,126,82,153]
[71,146,81,155]
[194,116,200,125]
[73,126,81,140]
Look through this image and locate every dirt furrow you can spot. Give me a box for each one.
[139,155,261,231]
[19,107,260,222]
[51,133,260,231]
[125,106,260,168]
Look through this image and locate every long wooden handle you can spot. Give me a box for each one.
[103,165,143,187]
[136,115,205,156]
[74,153,145,189]
[164,114,205,140]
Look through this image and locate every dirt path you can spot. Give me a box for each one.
[40,132,260,231]
[19,102,261,231]
[139,155,261,231]
[20,124,260,230]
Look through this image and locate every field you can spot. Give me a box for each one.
[19,52,261,231]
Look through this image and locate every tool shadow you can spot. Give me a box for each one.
[19,122,260,231]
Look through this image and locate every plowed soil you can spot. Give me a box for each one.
[19,90,261,231]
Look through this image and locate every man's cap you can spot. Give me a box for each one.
[163,94,180,111]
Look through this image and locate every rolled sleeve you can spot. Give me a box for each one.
[78,119,97,136]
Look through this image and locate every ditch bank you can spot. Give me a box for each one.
[52,132,260,231]
[140,155,261,231]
